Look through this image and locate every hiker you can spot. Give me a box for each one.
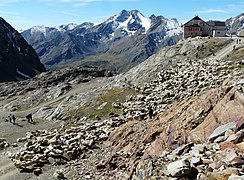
[8,114,12,123]
[12,114,16,125]
[236,39,238,44]
[148,107,154,119]
[196,52,199,58]
[26,113,33,123]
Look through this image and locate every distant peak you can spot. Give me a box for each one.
[130,9,140,14]
[116,9,131,22]
[120,9,129,14]
[150,14,156,20]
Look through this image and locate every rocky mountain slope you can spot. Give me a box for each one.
[0,36,243,179]
[0,17,46,83]
[21,10,182,71]
[226,13,244,35]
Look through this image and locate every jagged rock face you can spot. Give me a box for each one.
[0,17,46,82]
[226,13,244,35]
[21,10,182,71]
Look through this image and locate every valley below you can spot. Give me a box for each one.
[0,36,243,180]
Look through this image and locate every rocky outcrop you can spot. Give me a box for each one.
[0,17,46,82]
[106,117,244,179]
[0,138,9,150]
[103,69,243,178]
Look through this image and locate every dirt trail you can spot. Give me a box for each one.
[0,158,18,180]
[0,77,108,118]
[213,37,244,60]
[0,78,110,179]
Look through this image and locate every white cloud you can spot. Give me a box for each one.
[194,9,227,14]
[40,0,138,5]
[60,0,138,2]
[39,0,139,7]
[73,3,88,7]
[0,10,19,15]
[0,0,29,5]
[51,10,79,16]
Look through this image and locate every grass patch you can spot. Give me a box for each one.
[186,38,233,59]
[66,88,137,120]
[33,118,45,123]
[228,48,244,60]
[48,97,65,107]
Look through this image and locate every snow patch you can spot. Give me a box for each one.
[31,25,47,36]
[117,15,137,36]
[67,23,77,30]
[118,15,132,29]
[137,12,151,32]
[16,69,31,79]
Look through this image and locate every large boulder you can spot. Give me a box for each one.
[167,159,191,177]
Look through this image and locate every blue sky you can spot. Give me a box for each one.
[0,0,243,31]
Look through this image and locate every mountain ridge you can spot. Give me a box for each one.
[0,17,46,83]
[22,9,182,71]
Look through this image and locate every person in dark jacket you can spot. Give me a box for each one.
[12,114,16,125]
[8,114,12,123]
[148,107,154,119]
[26,113,33,123]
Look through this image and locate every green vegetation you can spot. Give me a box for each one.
[187,38,233,59]
[67,88,137,120]
[85,54,120,63]
[216,47,244,74]
[48,97,65,107]
[228,48,244,60]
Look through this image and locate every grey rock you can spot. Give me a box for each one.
[191,156,202,166]
[228,175,244,180]
[53,169,65,179]
[172,143,194,156]
[214,136,226,143]
[208,122,237,142]
[33,168,42,175]
[233,79,244,86]
[192,144,206,153]
[167,154,177,161]
[167,159,192,177]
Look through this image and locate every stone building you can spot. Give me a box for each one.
[207,21,226,37]
[183,16,226,39]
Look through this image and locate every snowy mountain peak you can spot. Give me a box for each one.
[31,25,46,34]
[55,23,77,31]
[21,10,183,70]
[226,13,244,35]
[116,9,131,22]
[101,9,152,34]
